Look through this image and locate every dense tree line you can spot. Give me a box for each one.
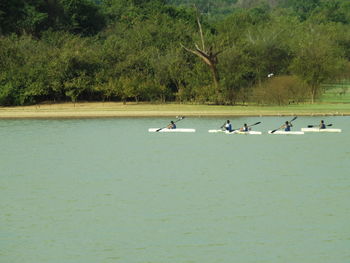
[0,0,349,106]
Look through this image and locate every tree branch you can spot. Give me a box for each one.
[194,5,205,52]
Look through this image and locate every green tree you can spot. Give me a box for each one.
[290,25,346,103]
[0,0,24,34]
[0,0,48,35]
[310,0,350,24]
[279,0,321,20]
[58,0,106,35]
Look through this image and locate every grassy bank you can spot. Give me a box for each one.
[1,102,350,119]
[320,83,350,103]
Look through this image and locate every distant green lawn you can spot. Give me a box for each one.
[320,83,350,103]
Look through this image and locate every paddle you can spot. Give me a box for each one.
[156,116,185,132]
[220,121,227,129]
[307,124,332,128]
[270,116,297,134]
[246,121,261,128]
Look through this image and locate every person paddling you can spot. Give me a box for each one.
[282,121,293,131]
[167,121,176,129]
[240,123,250,132]
[224,120,233,132]
[270,117,297,134]
[319,120,326,129]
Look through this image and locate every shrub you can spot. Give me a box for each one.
[251,75,308,105]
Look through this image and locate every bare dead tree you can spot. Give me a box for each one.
[181,7,223,102]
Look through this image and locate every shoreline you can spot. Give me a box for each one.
[0,102,349,119]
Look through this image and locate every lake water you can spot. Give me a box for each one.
[1,116,350,263]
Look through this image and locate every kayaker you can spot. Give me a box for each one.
[240,123,250,132]
[319,120,326,129]
[224,120,233,132]
[282,121,292,131]
[167,121,176,129]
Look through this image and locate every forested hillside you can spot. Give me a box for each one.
[0,0,350,106]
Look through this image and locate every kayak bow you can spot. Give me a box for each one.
[301,128,341,133]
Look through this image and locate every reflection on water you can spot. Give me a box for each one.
[1,117,350,263]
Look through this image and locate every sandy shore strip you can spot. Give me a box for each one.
[0,102,350,119]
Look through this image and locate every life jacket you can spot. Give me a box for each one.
[225,123,232,132]
[320,123,326,129]
[285,125,291,131]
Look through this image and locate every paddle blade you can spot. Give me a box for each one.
[307,125,314,128]
[251,122,261,126]
[290,116,297,122]
[327,124,333,127]
[270,128,279,133]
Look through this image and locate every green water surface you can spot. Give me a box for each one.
[1,117,349,263]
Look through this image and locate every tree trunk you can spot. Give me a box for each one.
[310,85,317,104]
[209,64,222,103]
[210,65,219,90]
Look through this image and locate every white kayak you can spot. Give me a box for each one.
[208,129,262,135]
[208,129,226,133]
[148,128,195,133]
[232,131,262,135]
[268,130,304,135]
[301,128,342,133]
